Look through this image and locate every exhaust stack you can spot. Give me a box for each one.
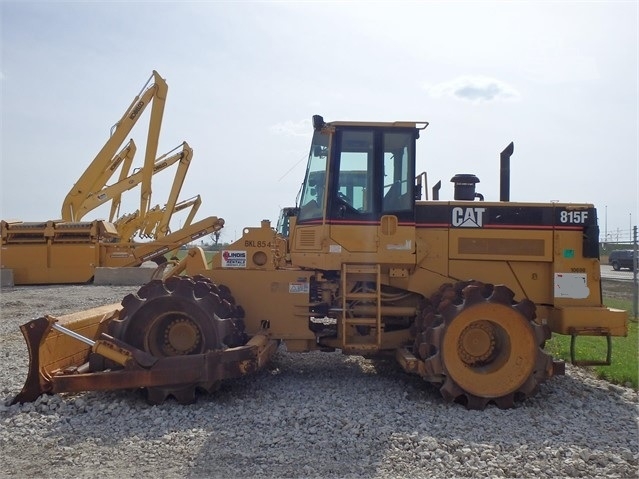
[432,180,441,200]
[500,142,514,201]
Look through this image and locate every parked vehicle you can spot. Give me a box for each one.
[609,249,637,271]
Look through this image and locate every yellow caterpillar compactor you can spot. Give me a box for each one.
[13,115,627,410]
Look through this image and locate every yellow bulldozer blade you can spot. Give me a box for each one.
[13,299,278,405]
[14,303,123,403]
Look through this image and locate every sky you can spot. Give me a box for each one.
[1,1,638,244]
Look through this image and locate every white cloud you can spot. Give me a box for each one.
[424,76,521,103]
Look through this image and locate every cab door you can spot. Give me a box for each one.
[328,129,416,263]
[378,130,416,265]
[329,129,378,252]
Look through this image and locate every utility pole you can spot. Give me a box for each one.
[634,226,638,321]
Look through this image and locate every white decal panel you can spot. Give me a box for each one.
[221,250,247,268]
[387,240,412,251]
[289,282,309,294]
[554,273,589,299]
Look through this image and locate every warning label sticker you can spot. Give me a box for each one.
[221,250,247,268]
[289,282,309,294]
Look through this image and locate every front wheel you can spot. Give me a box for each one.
[612,262,621,271]
[107,276,247,404]
[414,283,555,410]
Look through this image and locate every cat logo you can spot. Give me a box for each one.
[452,207,486,228]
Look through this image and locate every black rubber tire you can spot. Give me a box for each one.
[108,276,247,404]
[413,281,555,410]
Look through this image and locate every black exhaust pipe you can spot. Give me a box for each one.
[432,180,441,200]
[500,142,514,202]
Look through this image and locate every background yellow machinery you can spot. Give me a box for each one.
[1,71,219,284]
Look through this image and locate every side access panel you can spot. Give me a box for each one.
[199,268,317,346]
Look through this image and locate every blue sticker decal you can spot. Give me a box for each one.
[563,249,575,259]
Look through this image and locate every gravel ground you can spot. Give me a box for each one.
[0,282,637,478]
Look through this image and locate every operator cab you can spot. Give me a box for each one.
[276,206,298,238]
[297,115,426,226]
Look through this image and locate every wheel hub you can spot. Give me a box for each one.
[458,320,496,366]
[163,317,201,355]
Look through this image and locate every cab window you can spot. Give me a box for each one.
[383,132,414,212]
[298,131,329,222]
[332,130,375,218]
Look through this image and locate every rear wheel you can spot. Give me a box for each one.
[414,282,554,410]
[612,262,621,271]
[108,276,247,404]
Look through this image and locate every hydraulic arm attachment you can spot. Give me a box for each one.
[75,141,193,231]
[137,195,202,240]
[61,70,167,222]
[112,142,194,241]
[66,140,138,222]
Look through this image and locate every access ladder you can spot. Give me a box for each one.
[341,264,382,352]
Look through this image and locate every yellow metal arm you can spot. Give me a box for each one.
[139,195,202,240]
[73,142,192,222]
[155,144,193,237]
[61,71,168,221]
[120,216,225,266]
[138,71,168,220]
[65,139,137,222]
[107,140,137,222]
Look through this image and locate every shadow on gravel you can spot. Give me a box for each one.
[2,347,636,479]
[187,350,638,478]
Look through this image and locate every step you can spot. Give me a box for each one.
[342,344,380,352]
[343,265,379,275]
[345,292,378,300]
[344,318,379,326]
